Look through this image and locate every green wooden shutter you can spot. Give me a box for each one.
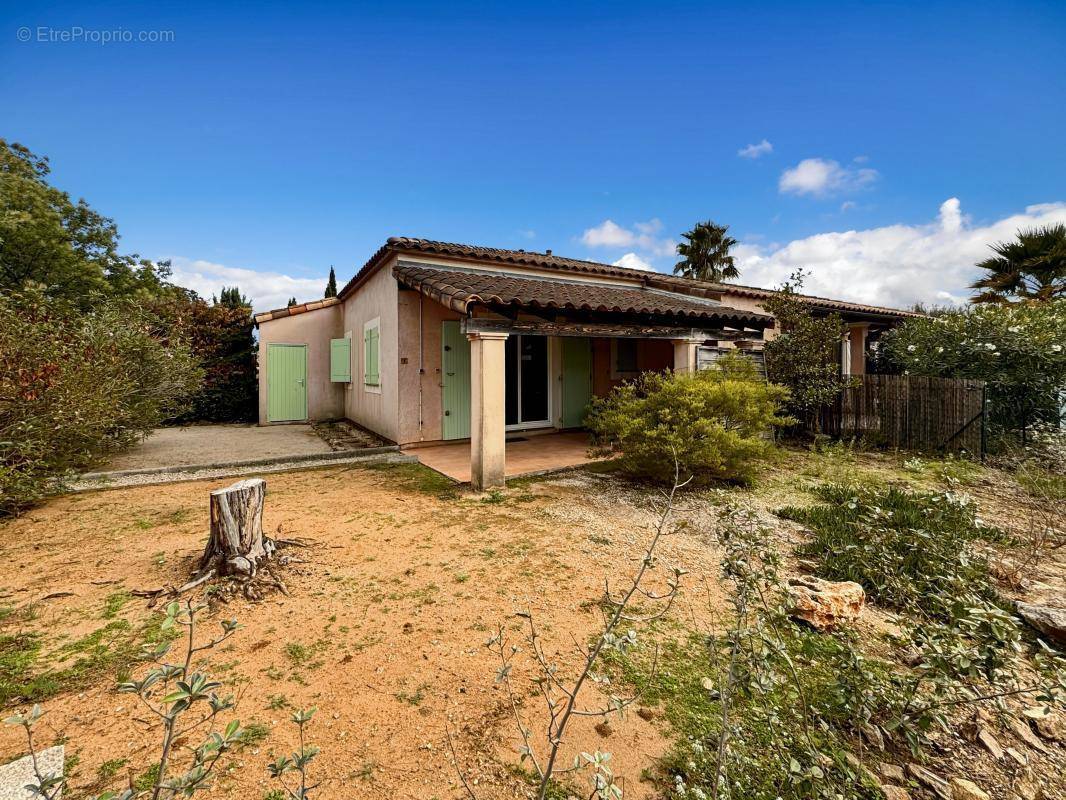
[561,337,592,428]
[441,321,471,439]
[330,337,351,382]
[364,325,380,386]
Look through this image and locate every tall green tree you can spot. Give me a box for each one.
[971,224,1066,304]
[324,266,337,298]
[215,285,251,309]
[763,271,854,431]
[673,220,740,282]
[287,297,298,307]
[0,139,176,306]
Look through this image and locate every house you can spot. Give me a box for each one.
[253,237,919,489]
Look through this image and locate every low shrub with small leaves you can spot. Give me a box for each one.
[605,501,1065,799]
[779,484,1000,619]
[586,353,792,485]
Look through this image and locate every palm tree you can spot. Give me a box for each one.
[971,223,1066,303]
[673,220,740,282]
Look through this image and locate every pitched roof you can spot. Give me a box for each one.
[392,263,772,328]
[253,296,339,324]
[339,237,921,319]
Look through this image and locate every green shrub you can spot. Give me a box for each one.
[586,353,792,484]
[880,301,1066,439]
[778,484,999,619]
[0,289,202,515]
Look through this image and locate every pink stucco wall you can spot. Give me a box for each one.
[257,304,344,424]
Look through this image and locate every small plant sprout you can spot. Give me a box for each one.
[4,600,244,800]
[267,707,320,799]
[3,704,64,800]
[479,453,690,800]
[112,599,243,800]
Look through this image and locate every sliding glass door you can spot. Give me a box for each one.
[505,335,550,429]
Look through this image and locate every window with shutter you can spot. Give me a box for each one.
[364,319,380,388]
[330,337,351,382]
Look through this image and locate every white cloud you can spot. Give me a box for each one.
[613,252,654,271]
[519,229,536,239]
[738,139,773,159]
[779,158,879,197]
[167,256,326,312]
[840,201,857,212]
[735,199,1066,308]
[580,218,675,257]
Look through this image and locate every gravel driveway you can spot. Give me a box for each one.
[102,424,333,471]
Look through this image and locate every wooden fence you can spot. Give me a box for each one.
[814,375,986,456]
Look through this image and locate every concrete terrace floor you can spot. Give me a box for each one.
[408,430,599,483]
[104,424,332,471]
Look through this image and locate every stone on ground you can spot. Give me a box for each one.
[1026,709,1064,741]
[788,576,865,630]
[1015,601,1066,644]
[883,787,912,800]
[951,778,990,800]
[0,746,63,800]
[977,728,1004,759]
[879,762,906,783]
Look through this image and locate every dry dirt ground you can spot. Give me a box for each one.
[0,462,731,800]
[0,450,1062,800]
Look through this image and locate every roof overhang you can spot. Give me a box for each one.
[393,262,773,330]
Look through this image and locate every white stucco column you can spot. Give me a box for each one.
[671,338,701,374]
[468,331,508,491]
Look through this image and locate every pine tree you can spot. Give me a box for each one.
[287,297,297,307]
[325,266,338,298]
[216,286,250,309]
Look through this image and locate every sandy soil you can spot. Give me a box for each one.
[0,464,731,800]
[2,451,1062,800]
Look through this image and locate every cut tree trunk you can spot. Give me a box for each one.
[200,478,275,576]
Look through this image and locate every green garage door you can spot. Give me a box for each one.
[267,344,308,422]
[441,321,471,440]
[561,337,592,428]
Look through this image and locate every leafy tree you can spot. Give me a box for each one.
[287,297,298,307]
[673,220,739,282]
[971,223,1066,304]
[215,286,250,309]
[150,293,257,423]
[324,266,337,298]
[0,289,202,515]
[763,271,855,431]
[587,353,791,484]
[881,300,1066,440]
[0,139,177,306]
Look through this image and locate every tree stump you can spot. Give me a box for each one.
[200,478,275,576]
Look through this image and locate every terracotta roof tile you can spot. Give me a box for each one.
[253,296,340,324]
[392,263,772,328]
[339,237,921,320]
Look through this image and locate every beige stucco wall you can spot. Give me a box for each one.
[257,305,343,424]
[341,264,401,442]
[396,290,463,445]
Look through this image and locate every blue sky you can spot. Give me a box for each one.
[3,0,1065,310]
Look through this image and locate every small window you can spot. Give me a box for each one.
[612,339,638,377]
[330,337,351,383]
[364,319,380,388]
